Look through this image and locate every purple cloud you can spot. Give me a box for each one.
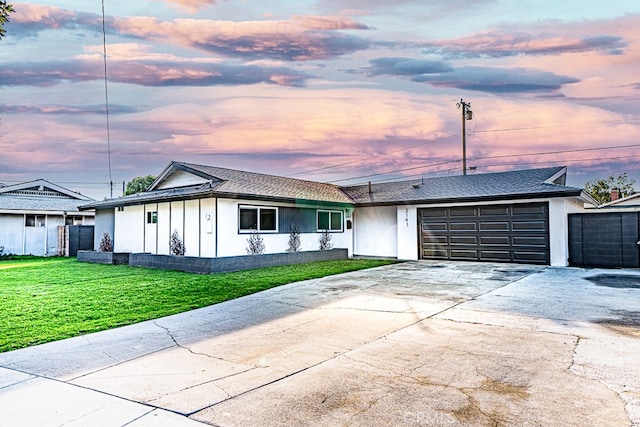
[0,59,310,88]
[366,57,453,76]
[412,66,579,93]
[422,31,627,59]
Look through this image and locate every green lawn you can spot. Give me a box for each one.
[0,257,395,353]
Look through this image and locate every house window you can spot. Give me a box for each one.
[239,206,277,232]
[317,210,343,232]
[25,215,45,227]
[146,211,157,224]
[65,216,83,225]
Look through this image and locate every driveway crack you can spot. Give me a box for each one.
[153,321,227,362]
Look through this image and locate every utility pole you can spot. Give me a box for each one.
[456,99,473,175]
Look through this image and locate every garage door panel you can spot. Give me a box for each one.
[513,204,547,215]
[420,202,549,265]
[451,249,478,260]
[480,236,510,246]
[513,236,547,248]
[423,235,448,244]
[512,221,546,232]
[450,222,477,231]
[480,250,511,261]
[479,206,510,216]
[450,207,477,217]
[479,221,510,232]
[424,222,447,231]
[422,208,448,218]
[450,236,477,245]
[422,248,448,258]
[513,251,548,263]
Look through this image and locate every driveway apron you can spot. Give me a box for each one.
[0,262,639,426]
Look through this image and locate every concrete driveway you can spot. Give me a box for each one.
[1,261,639,426]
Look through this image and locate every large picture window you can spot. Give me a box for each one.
[239,206,277,232]
[317,210,343,232]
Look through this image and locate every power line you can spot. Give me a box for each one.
[474,117,640,134]
[289,133,456,177]
[333,143,640,185]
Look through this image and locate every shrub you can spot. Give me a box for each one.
[98,233,113,252]
[246,230,265,255]
[170,229,185,256]
[318,230,333,250]
[286,225,301,252]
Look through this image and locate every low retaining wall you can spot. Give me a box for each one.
[77,250,130,265]
[129,249,349,274]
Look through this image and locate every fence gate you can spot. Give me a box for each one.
[568,212,640,268]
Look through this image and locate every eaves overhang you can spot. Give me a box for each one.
[80,189,356,211]
[352,189,586,208]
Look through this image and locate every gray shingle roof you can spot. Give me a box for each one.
[342,167,585,205]
[0,195,91,212]
[81,164,589,210]
[0,179,94,213]
[179,162,354,204]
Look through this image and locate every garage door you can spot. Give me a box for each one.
[419,202,549,265]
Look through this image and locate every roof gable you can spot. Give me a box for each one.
[151,161,353,204]
[0,179,91,201]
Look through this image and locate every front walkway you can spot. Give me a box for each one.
[1,262,639,426]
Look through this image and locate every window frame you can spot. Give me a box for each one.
[317,209,344,232]
[25,215,45,227]
[146,211,158,224]
[238,205,278,233]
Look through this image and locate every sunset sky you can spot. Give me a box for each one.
[1,0,639,199]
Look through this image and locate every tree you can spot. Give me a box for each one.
[0,1,14,41]
[584,173,636,205]
[125,175,156,195]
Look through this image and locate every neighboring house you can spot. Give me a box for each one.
[81,162,596,267]
[596,192,640,211]
[0,180,95,256]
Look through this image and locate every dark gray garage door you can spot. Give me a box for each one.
[569,212,640,268]
[419,202,550,264]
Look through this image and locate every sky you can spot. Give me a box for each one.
[1,0,639,200]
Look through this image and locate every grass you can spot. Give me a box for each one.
[0,257,395,353]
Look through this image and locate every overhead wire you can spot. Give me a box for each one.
[101,0,113,198]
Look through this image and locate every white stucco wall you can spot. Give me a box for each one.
[216,198,353,257]
[396,206,419,260]
[157,202,171,255]
[93,209,115,250]
[200,198,216,257]
[548,197,588,266]
[184,200,200,257]
[353,206,398,258]
[111,197,354,258]
[114,205,144,253]
[0,214,24,254]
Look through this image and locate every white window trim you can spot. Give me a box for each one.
[146,211,158,225]
[238,205,279,233]
[317,209,344,232]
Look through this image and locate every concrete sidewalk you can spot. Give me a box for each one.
[1,261,639,426]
